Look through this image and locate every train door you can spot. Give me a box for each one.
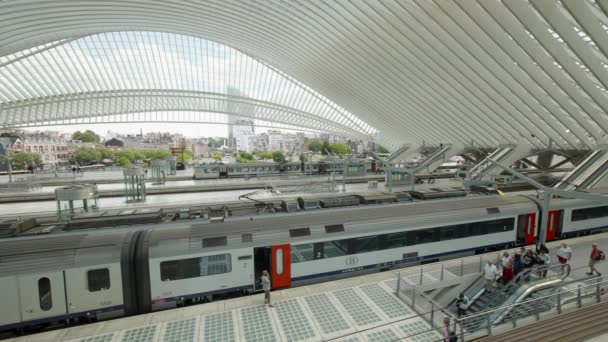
[253,245,291,290]
[18,272,67,322]
[254,247,271,290]
[219,166,228,178]
[517,213,536,245]
[271,244,291,289]
[545,210,562,241]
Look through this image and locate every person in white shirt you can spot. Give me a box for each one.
[539,250,550,277]
[483,261,498,293]
[557,243,572,265]
[501,252,510,268]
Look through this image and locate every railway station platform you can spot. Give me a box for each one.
[7,234,608,342]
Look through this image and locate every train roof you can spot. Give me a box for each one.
[147,195,537,258]
[0,232,128,276]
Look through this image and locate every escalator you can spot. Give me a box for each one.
[554,150,608,190]
[456,263,571,331]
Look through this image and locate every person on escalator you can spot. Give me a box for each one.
[456,293,469,317]
[539,250,550,277]
[513,253,523,280]
[502,258,514,284]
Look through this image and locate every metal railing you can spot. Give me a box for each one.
[393,258,607,341]
[457,275,608,339]
[477,263,571,313]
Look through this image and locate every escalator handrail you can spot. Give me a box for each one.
[478,263,571,312]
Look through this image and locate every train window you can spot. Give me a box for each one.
[572,205,608,222]
[242,233,253,243]
[202,236,227,248]
[325,224,344,233]
[160,254,232,281]
[289,227,310,238]
[384,232,410,249]
[486,208,500,214]
[350,236,378,254]
[242,167,249,172]
[276,249,284,275]
[87,268,111,292]
[416,229,438,244]
[439,226,463,241]
[313,242,324,259]
[38,277,52,311]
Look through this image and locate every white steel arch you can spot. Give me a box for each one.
[0,0,607,150]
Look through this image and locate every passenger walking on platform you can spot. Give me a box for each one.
[539,250,550,277]
[442,318,457,342]
[261,270,273,307]
[557,243,572,265]
[456,293,468,317]
[483,261,498,293]
[522,250,535,268]
[502,259,514,284]
[587,243,604,276]
[537,243,549,255]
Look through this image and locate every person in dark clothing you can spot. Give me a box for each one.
[522,249,536,268]
[536,243,549,255]
[513,253,524,278]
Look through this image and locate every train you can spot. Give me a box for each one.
[193,160,373,179]
[1,192,607,333]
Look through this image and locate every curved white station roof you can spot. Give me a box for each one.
[1,0,608,150]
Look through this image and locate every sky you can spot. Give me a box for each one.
[6,31,368,140]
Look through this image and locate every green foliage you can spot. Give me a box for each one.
[272,151,285,163]
[11,152,41,170]
[261,151,273,160]
[329,143,351,156]
[321,141,330,155]
[308,139,323,152]
[98,147,114,159]
[74,147,102,165]
[141,149,169,160]
[299,153,307,162]
[239,151,253,160]
[72,130,101,143]
[377,145,389,154]
[117,156,131,167]
[252,148,263,156]
[176,150,194,163]
[213,152,222,161]
[208,137,225,148]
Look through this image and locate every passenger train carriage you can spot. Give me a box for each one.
[193,160,370,179]
[2,193,608,332]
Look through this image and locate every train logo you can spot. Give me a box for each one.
[345,256,359,266]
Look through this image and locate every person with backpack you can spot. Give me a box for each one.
[587,243,604,276]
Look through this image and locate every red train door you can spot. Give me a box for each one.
[525,212,536,245]
[271,244,291,289]
[546,210,559,241]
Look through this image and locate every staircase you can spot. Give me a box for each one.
[554,150,608,190]
[473,300,608,342]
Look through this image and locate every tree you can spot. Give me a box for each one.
[308,139,323,153]
[11,152,41,170]
[252,148,263,156]
[72,130,101,143]
[321,141,330,155]
[74,147,101,165]
[117,156,131,167]
[98,147,114,160]
[177,150,194,163]
[213,152,222,161]
[272,151,285,163]
[329,143,351,156]
[208,137,225,148]
[239,151,253,160]
[261,151,273,160]
[299,153,307,162]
